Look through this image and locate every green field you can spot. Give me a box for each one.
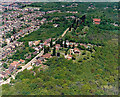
[18,22,69,42]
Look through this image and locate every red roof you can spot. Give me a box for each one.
[55,44,60,47]
[20,59,25,63]
[10,61,19,66]
[69,55,72,57]
[95,22,100,24]
[93,18,101,22]
[17,64,22,67]
[6,70,10,74]
[74,48,80,51]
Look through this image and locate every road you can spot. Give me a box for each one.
[62,28,69,37]
[0,50,44,86]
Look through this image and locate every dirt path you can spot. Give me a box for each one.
[62,28,69,37]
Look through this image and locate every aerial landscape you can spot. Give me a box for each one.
[0,1,119,95]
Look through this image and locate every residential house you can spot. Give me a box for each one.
[33,51,38,55]
[55,44,61,50]
[45,38,51,43]
[26,54,31,59]
[33,40,40,46]
[29,41,33,47]
[42,53,51,59]
[19,59,25,63]
[34,60,42,66]
[36,57,45,61]
[53,24,59,27]
[74,48,80,54]
[65,54,72,60]
[93,18,101,24]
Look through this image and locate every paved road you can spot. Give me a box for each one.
[0,50,44,86]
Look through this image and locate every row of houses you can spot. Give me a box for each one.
[1,59,25,78]
[2,41,23,59]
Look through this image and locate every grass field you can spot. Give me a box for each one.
[18,22,68,42]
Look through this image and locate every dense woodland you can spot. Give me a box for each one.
[2,39,118,95]
[2,2,119,95]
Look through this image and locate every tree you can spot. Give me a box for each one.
[52,47,56,56]
[57,52,60,57]
[72,54,76,60]
[82,50,86,55]
[69,25,72,31]
[17,66,22,69]
[50,38,53,47]
[44,46,48,54]
[47,46,50,52]
[60,39,63,47]
[64,40,67,48]
[56,39,60,44]
[78,59,82,62]
[3,63,8,69]
[3,77,7,81]
[24,41,29,47]
[13,27,16,34]
[72,44,75,49]
[80,45,86,50]
[77,44,81,49]
[65,51,67,55]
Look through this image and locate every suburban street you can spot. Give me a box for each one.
[0,50,44,85]
[0,27,68,86]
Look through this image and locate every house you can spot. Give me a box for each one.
[93,18,101,24]
[67,55,72,60]
[34,60,42,66]
[9,61,19,70]
[69,42,73,47]
[5,70,11,76]
[55,44,61,50]
[19,59,25,63]
[7,47,12,51]
[33,51,37,55]
[33,40,40,46]
[16,64,22,68]
[11,45,16,49]
[65,54,72,60]
[6,38,11,44]
[26,54,31,59]
[84,32,87,34]
[42,53,51,59]
[36,57,44,61]
[8,65,15,73]
[66,40,70,47]
[27,66,33,70]
[74,48,80,54]
[28,41,33,47]
[80,43,88,48]
[34,47,39,52]
[44,38,51,43]
[53,24,59,27]
[63,40,69,47]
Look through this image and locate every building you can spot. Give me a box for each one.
[74,48,80,54]
[42,53,51,59]
[55,44,61,50]
[93,18,101,24]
